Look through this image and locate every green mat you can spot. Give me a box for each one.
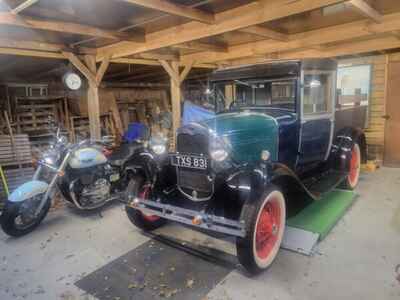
[287,189,356,240]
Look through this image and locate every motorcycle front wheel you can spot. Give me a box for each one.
[1,195,51,237]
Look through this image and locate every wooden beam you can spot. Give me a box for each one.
[135,52,179,61]
[110,57,216,69]
[239,26,289,42]
[180,11,400,64]
[62,51,97,85]
[97,0,345,60]
[0,12,145,42]
[159,60,180,86]
[346,0,382,23]
[392,31,400,40]
[170,61,180,149]
[85,55,101,140]
[0,47,64,59]
[174,41,227,53]
[121,0,215,24]
[11,0,39,14]
[96,54,111,85]
[179,61,194,83]
[0,37,94,54]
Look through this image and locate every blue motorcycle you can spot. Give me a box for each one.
[1,129,141,236]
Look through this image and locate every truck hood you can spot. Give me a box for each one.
[200,112,279,163]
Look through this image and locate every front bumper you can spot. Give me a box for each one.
[128,197,246,238]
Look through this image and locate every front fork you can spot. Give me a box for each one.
[34,152,71,216]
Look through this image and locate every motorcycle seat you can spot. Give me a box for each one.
[108,142,141,167]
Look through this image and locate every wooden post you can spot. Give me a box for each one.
[159,60,194,149]
[84,55,101,140]
[170,61,181,149]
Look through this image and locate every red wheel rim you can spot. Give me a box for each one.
[255,197,281,260]
[349,146,360,186]
[139,186,160,222]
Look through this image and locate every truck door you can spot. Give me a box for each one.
[297,70,336,168]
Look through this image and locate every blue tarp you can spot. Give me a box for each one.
[124,123,148,142]
[182,101,215,125]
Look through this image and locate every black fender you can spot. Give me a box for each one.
[125,150,159,183]
[329,127,367,172]
[225,162,316,212]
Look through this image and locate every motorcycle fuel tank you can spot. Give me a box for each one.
[69,147,107,169]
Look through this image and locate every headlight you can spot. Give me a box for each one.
[150,136,168,155]
[210,149,228,161]
[210,136,230,162]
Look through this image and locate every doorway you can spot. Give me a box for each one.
[384,61,400,167]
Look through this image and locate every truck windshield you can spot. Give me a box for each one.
[213,78,297,113]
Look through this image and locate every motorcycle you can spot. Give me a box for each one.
[1,128,141,237]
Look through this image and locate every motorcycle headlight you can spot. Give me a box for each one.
[43,150,60,166]
[210,136,230,162]
[150,136,168,155]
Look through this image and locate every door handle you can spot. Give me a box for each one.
[382,115,391,120]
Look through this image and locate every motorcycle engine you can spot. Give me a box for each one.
[80,178,111,207]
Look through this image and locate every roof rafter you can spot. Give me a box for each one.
[180,11,400,64]
[346,0,383,23]
[11,0,39,14]
[0,12,145,42]
[174,41,228,53]
[239,26,289,42]
[97,0,345,60]
[120,0,215,24]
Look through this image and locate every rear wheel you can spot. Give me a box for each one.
[1,195,51,237]
[236,186,286,275]
[343,143,361,190]
[125,176,166,231]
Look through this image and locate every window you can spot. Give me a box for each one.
[303,71,335,115]
[214,79,296,112]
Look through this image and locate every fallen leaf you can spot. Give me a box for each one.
[186,279,194,288]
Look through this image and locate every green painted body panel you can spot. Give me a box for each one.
[201,112,279,163]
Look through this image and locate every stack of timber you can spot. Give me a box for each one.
[70,113,116,143]
[13,95,69,147]
[0,134,34,204]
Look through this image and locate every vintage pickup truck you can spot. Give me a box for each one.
[124,59,367,274]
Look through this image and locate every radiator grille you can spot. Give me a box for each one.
[178,169,211,193]
[177,133,209,155]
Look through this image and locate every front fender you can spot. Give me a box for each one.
[125,150,166,183]
[8,180,49,203]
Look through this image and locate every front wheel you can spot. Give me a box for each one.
[1,195,51,237]
[125,176,166,231]
[236,186,286,275]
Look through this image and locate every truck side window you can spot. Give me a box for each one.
[303,71,334,115]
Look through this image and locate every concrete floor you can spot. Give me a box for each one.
[0,167,399,300]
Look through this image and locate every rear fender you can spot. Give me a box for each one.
[8,180,49,203]
[125,151,159,183]
[330,127,367,172]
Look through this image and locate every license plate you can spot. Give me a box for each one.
[171,154,208,170]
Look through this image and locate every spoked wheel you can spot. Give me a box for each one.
[125,176,166,231]
[1,195,51,237]
[343,143,361,190]
[236,185,286,275]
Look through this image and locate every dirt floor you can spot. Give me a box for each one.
[0,167,399,300]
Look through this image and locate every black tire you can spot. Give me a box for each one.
[125,176,166,231]
[236,185,286,275]
[1,198,51,237]
[342,142,361,190]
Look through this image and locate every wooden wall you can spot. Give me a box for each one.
[338,54,389,163]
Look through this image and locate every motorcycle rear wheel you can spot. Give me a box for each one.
[1,196,51,237]
[125,176,166,231]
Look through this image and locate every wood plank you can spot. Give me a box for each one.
[346,0,382,23]
[239,25,289,42]
[181,11,400,64]
[174,41,228,53]
[110,57,215,69]
[0,47,64,59]
[170,61,180,149]
[159,60,180,86]
[96,54,111,85]
[97,0,344,60]
[180,61,194,83]
[11,0,39,14]
[0,12,144,42]
[85,55,101,140]
[62,51,97,85]
[121,0,215,24]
